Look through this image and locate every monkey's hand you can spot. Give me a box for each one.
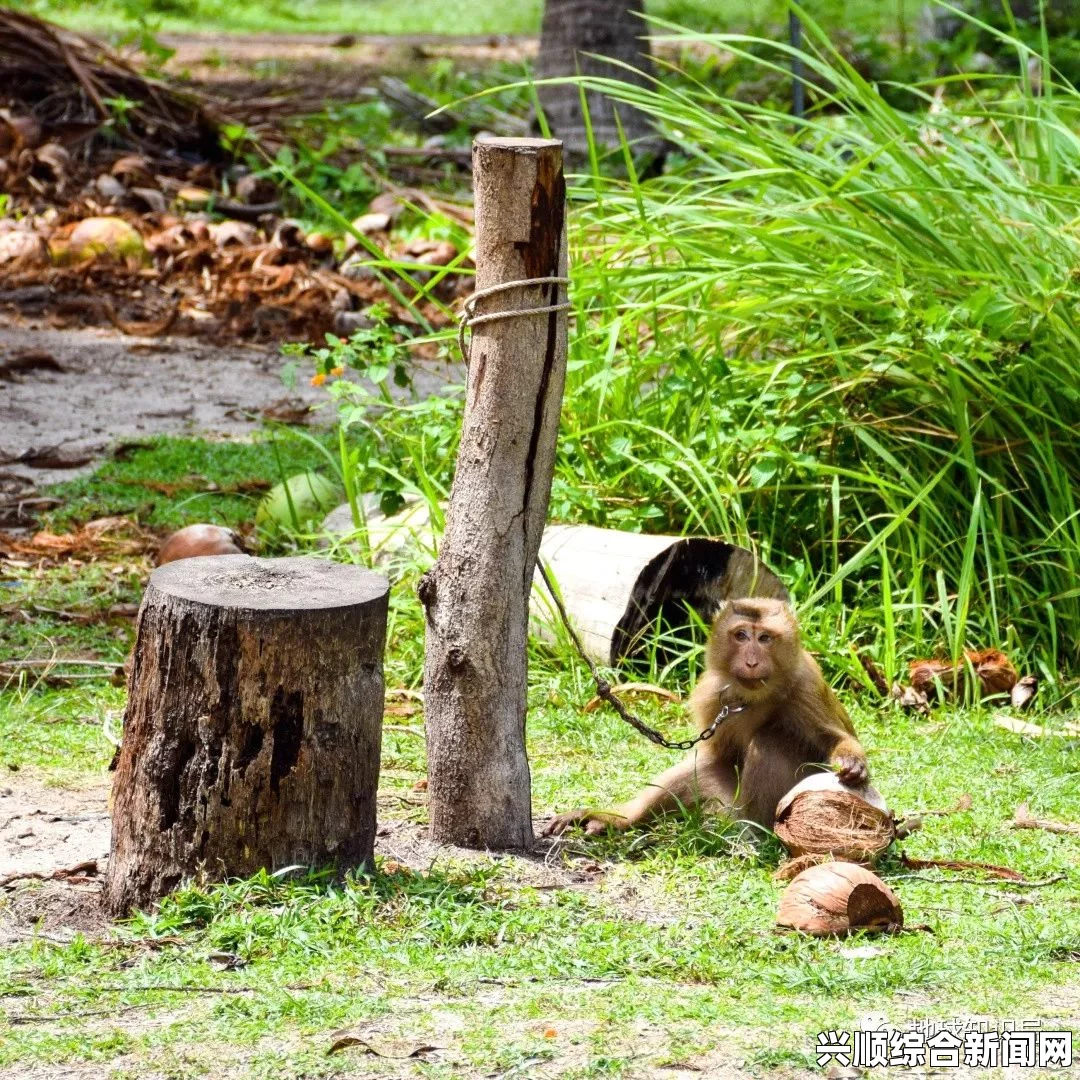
[832,750,870,788]
[542,809,631,837]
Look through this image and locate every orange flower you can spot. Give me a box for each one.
[330,365,345,377]
[310,372,327,387]
[543,1028,557,1039]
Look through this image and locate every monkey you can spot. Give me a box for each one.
[543,598,869,837]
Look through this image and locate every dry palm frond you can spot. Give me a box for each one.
[0,8,222,156]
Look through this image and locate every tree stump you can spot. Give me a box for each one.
[104,555,389,915]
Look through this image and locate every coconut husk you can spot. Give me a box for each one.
[773,852,831,882]
[775,789,896,864]
[1010,675,1038,710]
[776,862,903,936]
[908,649,1017,701]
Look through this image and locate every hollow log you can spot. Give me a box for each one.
[532,525,788,665]
[104,554,388,915]
[319,499,787,669]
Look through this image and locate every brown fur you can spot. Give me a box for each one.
[544,599,869,836]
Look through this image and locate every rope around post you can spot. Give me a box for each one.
[457,277,571,363]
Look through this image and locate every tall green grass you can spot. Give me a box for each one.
[289,8,1080,682]
[539,11,1080,679]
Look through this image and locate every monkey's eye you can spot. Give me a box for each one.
[758,633,772,645]
[734,629,751,643]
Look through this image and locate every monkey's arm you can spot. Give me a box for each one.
[816,689,869,786]
[788,654,871,786]
[543,752,731,837]
[688,669,726,730]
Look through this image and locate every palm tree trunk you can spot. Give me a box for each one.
[536,0,658,161]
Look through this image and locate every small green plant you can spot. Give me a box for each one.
[116,0,176,70]
[101,94,140,132]
[282,305,457,530]
[300,304,413,397]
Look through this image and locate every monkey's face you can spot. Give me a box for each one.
[715,603,799,699]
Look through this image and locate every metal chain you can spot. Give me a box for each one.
[536,561,745,752]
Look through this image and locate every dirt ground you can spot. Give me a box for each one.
[0,323,323,481]
[0,775,111,885]
[0,766,595,947]
[0,774,111,946]
[0,322,462,488]
[160,30,537,84]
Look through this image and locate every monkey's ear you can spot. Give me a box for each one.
[711,600,733,626]
[778,603,801,635]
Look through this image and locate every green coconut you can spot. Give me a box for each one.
[256,472,341,537]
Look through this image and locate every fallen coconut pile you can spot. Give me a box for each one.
[0,10,472,342]
[768,774,906,936]
[0,197,467,341]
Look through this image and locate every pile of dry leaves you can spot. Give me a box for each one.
[0,193,467,341]
[0,515,157,567]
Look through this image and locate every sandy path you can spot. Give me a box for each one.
[0,773,111,883]
[0,322,463,488]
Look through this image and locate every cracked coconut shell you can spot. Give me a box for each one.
[774,773,895,864]
[776,861,903,936]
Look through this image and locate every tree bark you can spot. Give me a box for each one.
[105,554,388,915]
[420,137,568,850]
[536,0,657,159]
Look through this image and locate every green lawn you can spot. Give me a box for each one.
[13,0,891,38]
[1,436,1078,1078]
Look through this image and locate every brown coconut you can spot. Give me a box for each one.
[776,862,903,936]
[157,524,246,566]
[774,774,895,864]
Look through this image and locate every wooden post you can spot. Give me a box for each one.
[104,554,388,914]
[419,137,568,850]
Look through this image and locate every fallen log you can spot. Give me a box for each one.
[532,524,788,665]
